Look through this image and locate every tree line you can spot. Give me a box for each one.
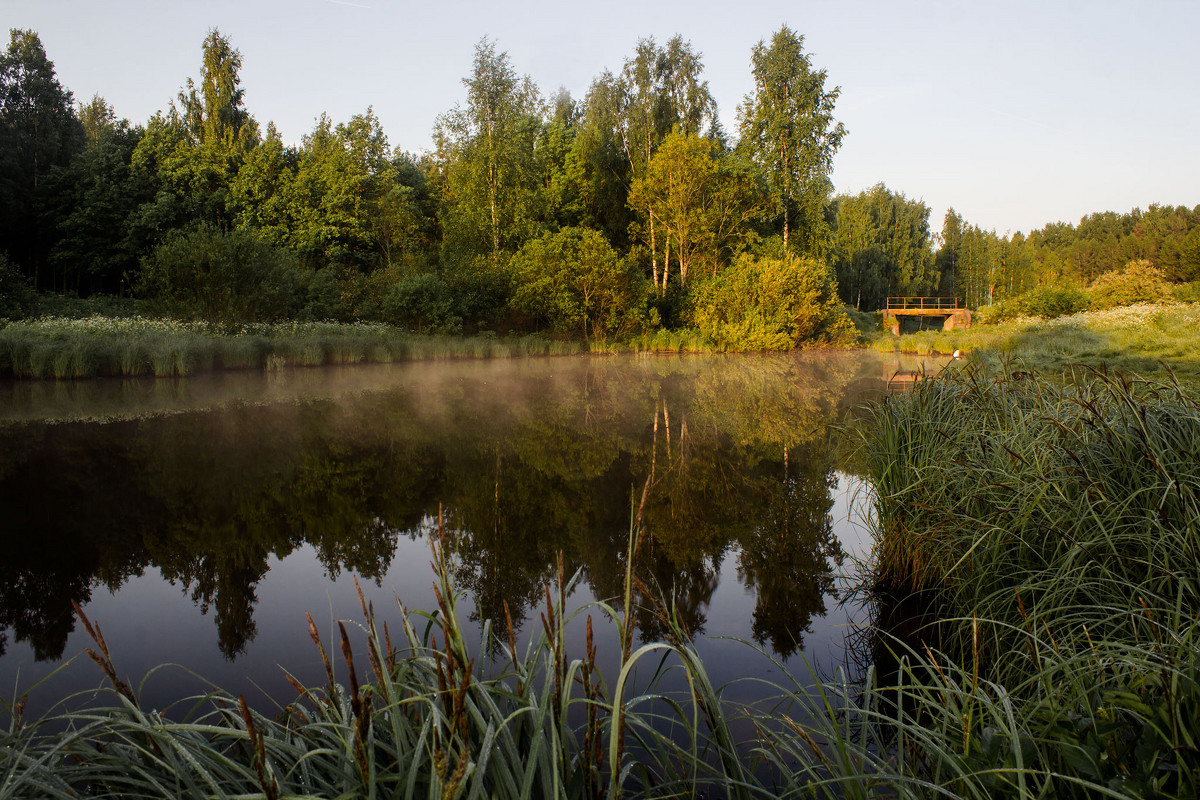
[2,27,1198,343]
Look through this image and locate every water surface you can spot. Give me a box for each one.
[0,351,945,717]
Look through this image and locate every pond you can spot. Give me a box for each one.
[0,350,947,720]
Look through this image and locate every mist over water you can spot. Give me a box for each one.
[0,352,941,716]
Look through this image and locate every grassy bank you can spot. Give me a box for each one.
[870,302,1200,380]
[855,367,1200,797]
[0,316,584,379]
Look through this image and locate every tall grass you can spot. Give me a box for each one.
[0,316,587,379]
[853,366,1200,797]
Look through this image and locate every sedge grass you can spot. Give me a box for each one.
[851,365,1200,797]
[4,506,1173,798]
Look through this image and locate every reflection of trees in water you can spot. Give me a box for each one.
[736,443,843,659]
[0,354,877,663]
[0,424,149,660]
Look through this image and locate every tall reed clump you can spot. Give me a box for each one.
[854,365,1200,796]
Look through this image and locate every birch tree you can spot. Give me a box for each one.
[738,26,845,258]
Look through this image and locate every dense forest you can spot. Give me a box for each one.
[2,26,1198,343]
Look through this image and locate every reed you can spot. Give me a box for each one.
[852,365,1200,797]
[1,524,849,799]
[0,317,588,379]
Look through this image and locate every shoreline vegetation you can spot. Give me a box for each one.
[870,302,1200,380]
[3,19,1198,798]
[4,297,1200,382]
[3,370,1197,798]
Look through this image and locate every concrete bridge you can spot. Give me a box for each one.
[882,297,971,335]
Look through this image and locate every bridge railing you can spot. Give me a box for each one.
[886,296,964,311]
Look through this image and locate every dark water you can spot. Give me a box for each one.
[0,351,945,719]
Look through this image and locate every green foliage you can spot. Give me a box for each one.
[435,38,546,265]
[979,283,1090,323]
[1173,280,1200,303]
[138,226,304,325]
[172,28,257,154]
[738,25,845,258]
[1181,227,1200,281]
[941,204,1200,310]
[10,25,1199,347]
[381,272,462,333]
[1087,258,1173,310]
[629,132,766,293]
[856,369,1200,797]
[0,29,84,286]
[30,292,142,319]
[842,305,880,337]
[690,253,852,350]
[0,251,35,319]
[443,253,514,329]
[508,227,644,340]
[44,121,152,294]
[1019,282,1090,317]
[833,184,934,309]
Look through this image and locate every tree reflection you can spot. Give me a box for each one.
[736,443,844,658]
[0,354,881,664]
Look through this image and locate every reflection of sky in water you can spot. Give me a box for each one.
[0,354,891,720]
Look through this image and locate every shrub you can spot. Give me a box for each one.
[509,228,645,341]
[843,306,881,337]
[138,226,305,326]
[690,254,854,350]
[381,272,462,334]
[1020,283,1089,318]
[977,284,1089,324]
[1088,259,1173,310]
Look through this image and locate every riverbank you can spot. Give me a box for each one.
[871,301,1200,380]
[0,316,587,379]
[0,313,860,381]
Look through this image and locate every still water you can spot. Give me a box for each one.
[0,351,944,719]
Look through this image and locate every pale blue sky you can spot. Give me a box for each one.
[5,0,1197,236]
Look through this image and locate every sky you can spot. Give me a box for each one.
[4,0,1198,236]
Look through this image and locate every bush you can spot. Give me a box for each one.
[381,272,462,334]
[1173,281,1200,303]
[30,293,144,319]
[1020,283,1089,318]
[509,228,645,340]
[1088,259,1173,310]
[977,284,1089,324]
[300,262,395,323]
[0,252,35,320]
[843,306,881,337]
[138,226,305,326]
[443,255,513,331]
[690,254,854,350]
